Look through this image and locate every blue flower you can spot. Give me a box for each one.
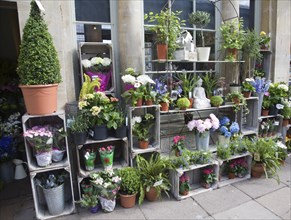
[219,126,228,134]
[230,122,240,134]
[219,117,230,126]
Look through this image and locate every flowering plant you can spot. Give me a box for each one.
[153,79,171,103]
[132,113,155,141]
[81,57,111,73]
[98,145,114,156]
[241,78,255,92]
[218,116,240,138]
[90,169,121,200]
[122,67,141,77]
[259,31,271,48]
[0,136,16,163]
[23,126,53,153]
[268,82,288,105]
[201,168,217,184]
[187,113,219,136]
[227,158,248,177]
[171,135,186,154]
[250,77,271,93]
[179,173,190,194]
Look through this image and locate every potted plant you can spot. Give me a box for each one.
[132,113,155,149]
[220,18,245,61]
[245,137,281,182]
[90,169,121,212]
[218,116,240,147]
[69,113,89,145]
[51,127,67,162]
[179,173,190,196]
[177,97,190,110]
[117,167,141,208]
[98,145,114,170]
[280,102,291,127]
[144,9,185,59]
[77,194,100,213]
[17,0,61,115]
[261,97,271,116]
[210,95,223,107]
[201,167,217,189]
[188,11,211,61]
[79,74,100,100]
[227,158,248,179]
[121,67,141,91]
[201,72,218,99]
[226,92,249,114]
[23,125,53,167]
[136,153,173,204]
[216,145,232,160]
[170,135,186,156]
[110,109,127,138]
[259,31,271,50]
[268,82,288,115]
[241,78,256,98]
[83,148,96,171]
[153,78,171,111]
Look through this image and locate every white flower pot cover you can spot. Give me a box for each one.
[197,47,211,61]
[99,197,116,213]
[52,149,66,162]
[35,151,52,167]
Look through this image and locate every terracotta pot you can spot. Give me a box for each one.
[160,102,169,112]
[201,182,211,189]
[232,97,240,104]
[145,99,153,106]
[19,84,58,115]
[175,150,181,157]
[179,190,189,196]
[145,187,158,201]
[119,193,137,208]
[136,98,143,107]
[188,98,194,108]
[228,172,236,179]
[261,109,269,116]
[156,44,168,60]
[227,48,237,60]
[139,140,149,149]
[282,119,289,127]
[243,91,251,98]
[251,162,264,178]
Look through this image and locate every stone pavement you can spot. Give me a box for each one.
[0,156,290,220]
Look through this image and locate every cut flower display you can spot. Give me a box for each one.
[187,113,219,135]
[81,57,112,73]
[218,116,240,138]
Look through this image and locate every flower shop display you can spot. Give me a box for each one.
[136,153,173,204]
[210,95,223,107]
[171,135,186,156]
[17,0,61,115]
[218,116,240,147]
[179,173,190,195]
[81,56,112,92]
[227,158,248,179]
[201,167,217,189]
[77,194,101,213]
[83,148,96,171]
[259,31,271,49]
[23,126,53,167]
[187,113,219,151]
[241,78,255,98]
[99,146,114,170]
[90,169,121,212]
[117,167,141,208]
[132,113,155,149]
[52,127,67,162]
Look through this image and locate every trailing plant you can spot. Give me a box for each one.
[226,92,249,114]
[17,0,61,85]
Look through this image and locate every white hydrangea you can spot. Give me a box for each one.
[102,57,111,66]
[81,59,92,68]
[132,116,142,126]
[91,57,103,66]
[121,74,136,84]
[137,75,155,85]
[278,84,288,92]
[94,177,104,185]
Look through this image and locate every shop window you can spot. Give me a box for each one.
[75,0,110,22]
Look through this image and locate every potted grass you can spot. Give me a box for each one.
[117,167,141,208]
[70,113,89,145]
[17,0,61,115]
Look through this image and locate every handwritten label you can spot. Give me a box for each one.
[153,179,163,187]
[35,0,45,12]
[254,153,260,162]
[84,152,90,160]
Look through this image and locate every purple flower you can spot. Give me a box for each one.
[219,117,230,126]
[250,77,271,93]
[230,122,240,134]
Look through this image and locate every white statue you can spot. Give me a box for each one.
[193,78,211,109]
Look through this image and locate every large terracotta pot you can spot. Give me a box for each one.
[119,193,137,208]
[145,99,153,106]
[251,162,265,178]
[145,187,158,201]
[19,84,58,115]
[157,44,168,60]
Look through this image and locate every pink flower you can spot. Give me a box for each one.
[204,119,212,130]
[264,92,270,96]
[197,123,206,133]
[203,168,213,175]
[187,120,197,131]
[101,147,106,151]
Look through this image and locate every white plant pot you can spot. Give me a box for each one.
[197,47,211,61]
[35,151,52,167]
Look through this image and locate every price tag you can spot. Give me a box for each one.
[153,179,163,187]
[35,0,45,12]
[254,153,260,162]
[88,129,94,138]
[85,152,90,160]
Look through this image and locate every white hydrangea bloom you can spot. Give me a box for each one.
[112,176,121,183]
[278,84,288,92]
[137,75,155,85]
[91,57,103,66]
[132,116,142,126]
[81,59,92,68]
[121,74,136,84]
[102,57,111,66]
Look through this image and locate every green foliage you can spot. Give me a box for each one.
[70,113,89,133]
[79,74,100,100]
[145,9,185,59]
[17,0,61,85]
[107,109,126,129]
[77,194,99,208]
[121,88,144,106]
[216,145,232,160]
[262,96,271,109]
[210,95,223,107]
[188,11,210,47]
[242,29,263,61]
[201,72,218,98]
[177,97,190,109]
[118,167,141,195]
[220,18,245,50]
[242,81,255,92]
[226,92,249,113]
[175,72,199,97]
[281,103,291,119]
[136,153,173,205]
[132,113,155,141]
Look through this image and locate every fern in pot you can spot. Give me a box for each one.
[17,0,61,115]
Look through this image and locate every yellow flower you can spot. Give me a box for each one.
[84,94,94,100]
[91,106,101,116]
[260,31,266,36]
[78,101,88,109]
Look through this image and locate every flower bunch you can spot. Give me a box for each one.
[228,158,248,177]
[241,78,255,92]
[187,113,219,135]
[81,57,111,73]
[0,136,16,163]
[201,168,217,184]
[23,126,53,153]
[218,116,240,138]
[90,169,121,200]
[250,77,271,93]
[132,113,155,141]
[268,82,288,106]
[171,135,186,154]
[98,145,114,156]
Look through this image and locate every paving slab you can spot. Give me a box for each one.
[212,200,281,219]
[233,177,285,199]
[193,185,251,215]
[281,210,291,220]
[278,162,291,187]
[140,195,208,219]
[256,187,291,218]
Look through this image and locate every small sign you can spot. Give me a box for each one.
[153,179,163,187]
[254,153,260,162]
[84,152,90,160]
[35,0,45,12]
